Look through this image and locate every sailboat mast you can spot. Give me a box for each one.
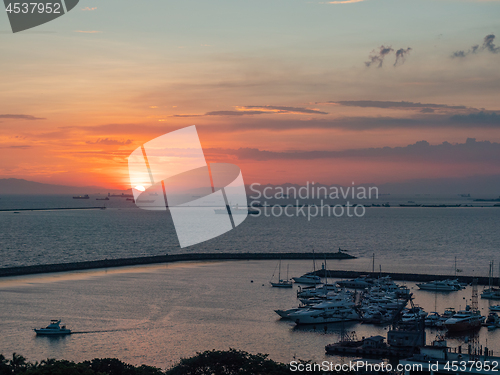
[278,258,281,282]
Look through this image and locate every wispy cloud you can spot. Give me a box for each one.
[81,7,97,11]
[320,100,473,112]
[452,34,500,58]
[85,138,133,146]
[172,105,328,117]
[0,114,45,120]
[366,45,412,67]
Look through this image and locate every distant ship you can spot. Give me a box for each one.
[73,194,89,199]
[214,205,259,215]
[96,197,109,201]
[108,193,134,198]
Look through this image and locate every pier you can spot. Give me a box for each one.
[0,251,355,278]
[313,269,496,286]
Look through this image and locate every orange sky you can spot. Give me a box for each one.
[1,0,500,189]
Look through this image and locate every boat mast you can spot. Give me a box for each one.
[454,256,457,278]
[372,253,375,274]
[312,248,316,273]
[278,258,281,282]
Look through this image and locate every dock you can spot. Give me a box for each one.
[313,269,495,286]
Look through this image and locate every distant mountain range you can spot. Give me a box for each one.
[0,178,127,195]
[1,175,499,195]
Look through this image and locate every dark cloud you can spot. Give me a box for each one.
[85,138,133,146]
[483,34,500,54]
[450,111,500,124]
[205,110,268,116]
[176,106,328,117]
[322,100,470,111]
[243,106,328,115]
[205,138,500,163]
[0,114,45,120]
[365,46,412,67]
[453,34,500,58]
[365,46,394,68]
[394,48,412,66]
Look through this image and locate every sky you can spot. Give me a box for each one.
[1,0,500,189]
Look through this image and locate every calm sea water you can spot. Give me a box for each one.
[1,195,500,368]
[1,261,500,369]
[0,194,499,276]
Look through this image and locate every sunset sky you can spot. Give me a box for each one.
[1,0,500,189]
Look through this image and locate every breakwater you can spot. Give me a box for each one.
[0,251,355,277]
[312,269,496,286]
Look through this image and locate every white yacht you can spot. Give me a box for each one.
[289,300,360,325]
[481,287,500,300]
[34,320,71,336]
[416,280,461,291]
[444,310,484,332]
[337,276,374,289]
[292,274,321,285]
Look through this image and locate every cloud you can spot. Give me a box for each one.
[453,34,500,58]
[450,111,500,124]
[85,138,133,146]
[173,105,328,117]
[242,105,328,115]
[321,100,472,111]
[366,45,413,67]
[74,30,102,34]
[365,46,394,68]
[81,7,97,11]
[205,138,500,163]
[0,114,45,120]
[394,48,412,66]
[205,110,269,116]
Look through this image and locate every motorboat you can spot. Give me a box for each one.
[444,310,485,332]
[481,287,500,300]
[337,276,374,289]
[416,280,461,292]
[34,320,71,336]
[290,302,360,325]
[292,274,322,285]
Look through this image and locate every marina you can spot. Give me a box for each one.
[3,260,500,370]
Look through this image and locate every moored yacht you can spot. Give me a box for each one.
[444,310,484,332]
[416,280,461,291]
[292,274,321,284]
[481,287,500,300]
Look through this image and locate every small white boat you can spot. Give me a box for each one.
[34,320,71,336]
[481,287,500,300]
[292,274,321,284]
[444,310,484,332]
[416,280,461,292]
[270,260,293,288]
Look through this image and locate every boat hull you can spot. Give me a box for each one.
[34,329,71,336]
